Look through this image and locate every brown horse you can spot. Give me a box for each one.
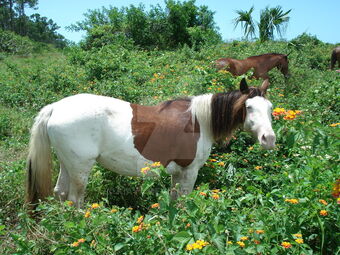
[330,46,340,70]
[215,53,289,79]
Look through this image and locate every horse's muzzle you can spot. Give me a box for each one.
[259,132,276,150]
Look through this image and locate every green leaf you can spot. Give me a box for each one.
[172,231,192,244]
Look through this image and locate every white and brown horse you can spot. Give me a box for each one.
[26,79,276,208]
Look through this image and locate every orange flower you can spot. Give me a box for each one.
[330,123,340,127]
[66,200,74,206]
[199,192,207,196]
[254,240,261,244]
[281,242,292,248]
[293,233,302,238]
[254,166,263,170]
[320,210,328,216]
[132,225,141,233]
[255,230,265,234]
[78,238,85,243]
[151,203,160,209]
[71,241,80,247]
[240,236,249,241]
[318,199,328,205]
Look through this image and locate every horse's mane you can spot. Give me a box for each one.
[211,87,264,141]
[190,87,264,142]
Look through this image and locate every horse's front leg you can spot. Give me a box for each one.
[170,167,199,200]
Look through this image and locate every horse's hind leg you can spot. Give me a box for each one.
[65,159,96,208]
[54,162,70,202]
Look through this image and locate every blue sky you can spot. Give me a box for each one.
[27,0,339,44]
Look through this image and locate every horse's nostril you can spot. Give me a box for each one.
[262,134,267,142]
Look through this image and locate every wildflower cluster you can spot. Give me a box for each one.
[150,73,165,83]
[186,240,209,251]
[132,215,150,233]
[329,122,340,127]
[70,238,86,247]
[140,161,163,175]
[84,203,101,218]
[272,107,302,120]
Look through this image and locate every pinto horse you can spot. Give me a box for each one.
[215,53,289,79]
[26,79,276,208]
[330,46,340,70]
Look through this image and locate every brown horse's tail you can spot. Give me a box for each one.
[26,104,54,208]
[330,50,337,70]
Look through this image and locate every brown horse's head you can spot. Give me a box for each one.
[277,55,290,78]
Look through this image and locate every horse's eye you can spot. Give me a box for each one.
[246,106,252,110]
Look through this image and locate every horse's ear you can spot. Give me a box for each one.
[260,79,270,93]
[240,78,249,94]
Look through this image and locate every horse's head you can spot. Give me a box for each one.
[278,55,290,79]
[240,79,276,149]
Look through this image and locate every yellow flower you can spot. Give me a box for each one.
[330,123,340,127]
[90,240,96,248]
[320,210,328,216]
[227,241,233,245]
[151,203,160,209]
[248,146,254,150]
[285,198,299,204]
[132,226,141,233]
[240,236,249,241]
[293,233,302,238]
[295,238,304,244]
[209,159,217,162]
[254,166,263,170]
[84,210,91,218]
[91,203,100,209]
[111,208,118,213]
[318,199,328,205]
[137,215,144,224]
[66,200,74,206]
[151,161,161,167]
[212,193,220,200]
[237,241,245,248]
[140,167,150,174]
[212,189,220,193]
[281,241,292,248]
[256,230,265,234]
[217,162,225,167]
[186,240,209,251]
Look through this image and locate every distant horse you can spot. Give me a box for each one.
[26,79,276,208]
[330,46,340,70]
[215,53,290,79]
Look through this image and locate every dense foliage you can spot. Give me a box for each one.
[69,0,221,50]
[0,31,339,255]
[0,0,66,48]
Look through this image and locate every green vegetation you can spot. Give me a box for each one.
[0,1,339,254]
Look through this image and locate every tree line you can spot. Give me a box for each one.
[0,0,66,47]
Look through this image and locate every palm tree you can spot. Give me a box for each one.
[259,6,291,42]
[233,5,291,42]
[233,6,256,40]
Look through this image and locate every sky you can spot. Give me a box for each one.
[26,0,340,44]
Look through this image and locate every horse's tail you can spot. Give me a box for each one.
[26,104,54,207]
[330,49,337,70]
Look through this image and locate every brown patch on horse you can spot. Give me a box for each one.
[211,87,264,142]
[131,99,200,167]
[215,53,289,79]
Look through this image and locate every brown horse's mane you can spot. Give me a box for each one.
[211,87,264,141]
